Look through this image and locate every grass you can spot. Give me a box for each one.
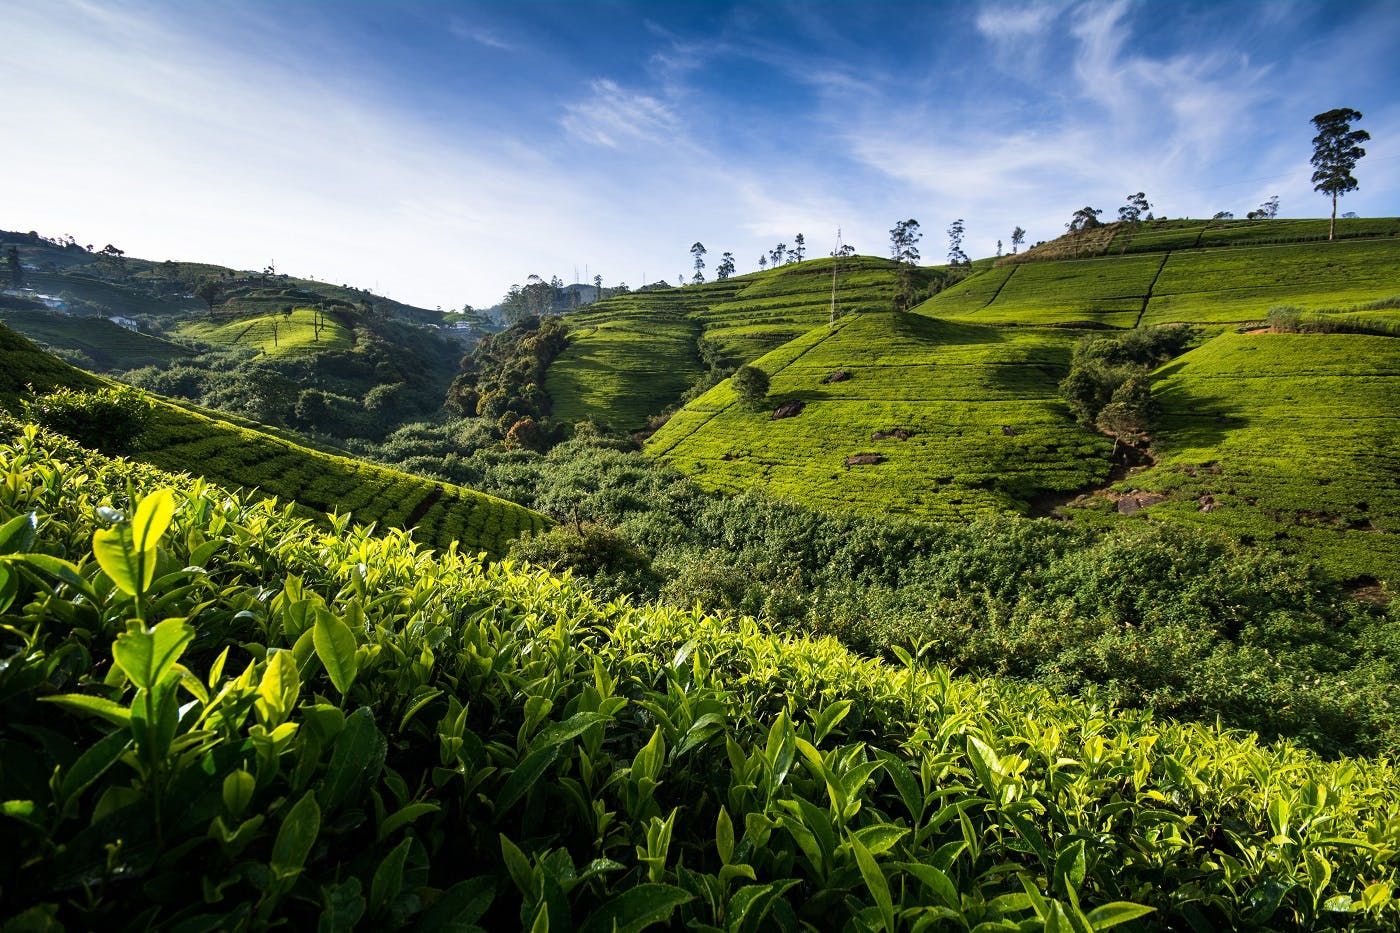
[547,258,948,429]
[174,306,354,355]
[648,313,1108,519]
[1066,330,1400,582]
[0,310,192,370]
[0,323,546,555]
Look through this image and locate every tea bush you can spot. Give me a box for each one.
[2,425,1399,930]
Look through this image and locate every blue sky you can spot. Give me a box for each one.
[5,0,1399,308]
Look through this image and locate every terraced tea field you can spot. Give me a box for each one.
[1069,331,1400,581]
[548,258,947,429]
[920,237,1400,328]
[648,312,1108,518]
[0,310,192,369]
[21,270,203,316]
[175,306,354,354]
[0,323,546,555]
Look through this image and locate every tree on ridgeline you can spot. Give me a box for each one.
[731,364,770,409]
[996,239,1003,257]
[1118,192,1151,224]
[716,252,736,280]
[5,246,22,288]
[946,218,969,266]
[888,218,922,312]
[1067,206,1103,233]
[1212,211,1234,220]
[1010,226,1026,254]
[690,242,707,283]
[593,274,603,300]
[772,243,787,267]
[1310,108,1369,240]
[758,254,768,271]
[793,233,806,262]
[1247,195,1279,220]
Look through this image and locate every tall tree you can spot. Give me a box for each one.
[758,254,768,271]
[1310,108,1369,240]
[593,273,603,300]
[793,233,806,262]
[690,242,707,283]
[888,219,922,312]
[772,243,787,267]
[1010,226,1026,254]
[1118,192,1151,224]
[5,246,22,288]
[716,252,736,280]
[946,219,969,266]
[996,239,1003,257]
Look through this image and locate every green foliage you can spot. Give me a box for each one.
[649,313,1110,519]
[1,325,547,557]
[2,426,1400,930]
[0,312,192,371]
[508,522,660,602]
[1066,330,1400,582]
[547,257,950,431]
[730,364,770,409]
[446,316,568,431]
[22,385,152,452]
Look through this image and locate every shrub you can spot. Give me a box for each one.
[21,385,151,451]
[730,364,770,409]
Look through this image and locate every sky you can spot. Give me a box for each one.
[5,0,1400,309]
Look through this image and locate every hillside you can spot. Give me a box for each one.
[546,257,950,429]
[648,312,1108,518]
[0,323,545,556]
[641,223,1400,583]
[3,428,1399,930]
[0,310,192,370]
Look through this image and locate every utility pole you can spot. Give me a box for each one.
[830,227,843,328]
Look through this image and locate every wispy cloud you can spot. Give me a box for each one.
[561,79,681,148]
[976,1,1062,41]
[449,19,517,52]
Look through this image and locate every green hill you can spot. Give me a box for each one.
[648,312,1108,519]
[923,236,1400,328]
[0,323,545,556]
[546,257,949,429]
[1066,330,1400,581]
[0,310,193,370]
[3,428,1398,930]
[642,225,1400,582]
[174,306,354,355]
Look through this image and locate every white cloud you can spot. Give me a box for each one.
[976,1,1062,41]
[560,79,681,148]
[449,20,517,52]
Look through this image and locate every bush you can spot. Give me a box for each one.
[21,385,151,451]
[730,364,770,409]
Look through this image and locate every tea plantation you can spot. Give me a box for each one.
[1066,330,1400,582]
[547,258,947,429]
[0,310,192,370]
[0,324,546,556]
[175,306,354,355]
[649,313,1109,519]
[920,236,1400,328]
[3,426,1399,930]
[638,228,1400,581]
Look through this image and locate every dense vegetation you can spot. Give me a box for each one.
[3,427,1400,930]
[0,325,546,557]
[351,422,1400,758]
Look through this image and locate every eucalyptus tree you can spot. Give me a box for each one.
[1310,108,1369,239]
